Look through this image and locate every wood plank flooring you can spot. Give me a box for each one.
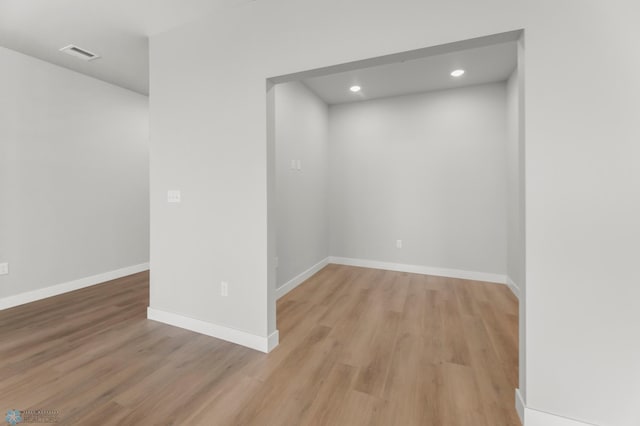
[0,264,519,425]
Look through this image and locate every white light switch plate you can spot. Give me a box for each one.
[0,263,8,275]
[167,190,181,203]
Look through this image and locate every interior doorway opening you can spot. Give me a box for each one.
[266,32,525,414]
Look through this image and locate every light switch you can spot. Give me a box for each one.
[0,263,8,275]
[167,190,181,203]
[296,160,302,170]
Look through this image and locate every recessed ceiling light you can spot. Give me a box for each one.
[350,85,361,93]
[451,69,465,77]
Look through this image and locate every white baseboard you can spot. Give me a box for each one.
[276,257,329,299]
[507,276,521,299]
[516,388,526,424]
[0,263,149,311]
[328,256,507,284]
[517,389,597,426]
[267,329,280,352]
[147,307,279,353]
[524,408,597,426]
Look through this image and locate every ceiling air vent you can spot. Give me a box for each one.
[59,44,100,61]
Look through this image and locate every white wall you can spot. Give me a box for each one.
[149,1,640,425]
[506,69,525,290]
[329,83,507,277]
[275,81,329,288]
[0,46,149,300]
[507,57,528,403]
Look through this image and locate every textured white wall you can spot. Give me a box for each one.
[329,83,507,276]
[0,46,149,299]
[275,82,329,288]
[149,1,640,424]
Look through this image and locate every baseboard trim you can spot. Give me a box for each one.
[147,307,279,353]
[267,330,280,352]
[0,263,149,311]
[517,389,597,426]
[507,276,521,299]
[328,257,507,284]
[276,257,329,299]
[515,388,525,424]
[524,408,597,426]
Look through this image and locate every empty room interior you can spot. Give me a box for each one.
[1,1,638,426]
[270,39,523,424]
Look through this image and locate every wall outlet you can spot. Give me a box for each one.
[396,239,402,249]
[221,281,228,297]
[167,190,181,203]
[0,262,8,275]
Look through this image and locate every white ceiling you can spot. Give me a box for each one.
[302,42,517,105]
[0,0,250,95]
[0,3,516,98]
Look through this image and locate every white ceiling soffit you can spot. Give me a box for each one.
[302,42,517,105]
[0,0,250,95]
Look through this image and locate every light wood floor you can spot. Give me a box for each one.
[0,265,519,425]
